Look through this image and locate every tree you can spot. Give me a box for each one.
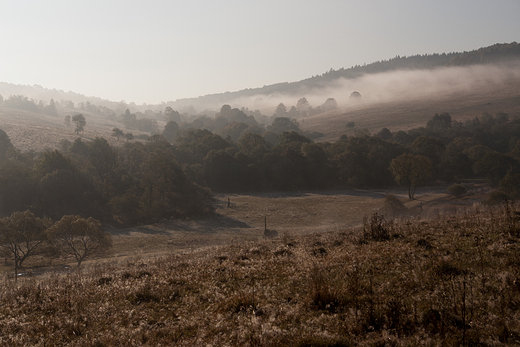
[274,103,288,117]
[72,114,86,134]
[0,129,13,161]
[0,210,51,279]
[64,115,71,126]
[410,136,445,166]
[426,113,452,132]
[164,106,181,123]
[238,133,271,158]
[267,117,300,134]
[44,99,58,116]
[88,137,118,198]
[0,160,35,216]
[390,153,432,200]
[124,132,134,141]
[296,97,311,116]
[473,152,519,184]
[216,121,249,142]
[48,215,112,267]
[36,150,99,219]
[163,121,180,143]
[321,98,337,112]
[376,128,393,141]
[112,127,124,139]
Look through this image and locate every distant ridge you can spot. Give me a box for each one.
[0,42,518,112]
[167,42,520,109]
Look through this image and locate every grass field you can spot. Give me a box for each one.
[0,186,455,275]
[99,186,459,265]
[1,197,518,346]
[0,107,154,152]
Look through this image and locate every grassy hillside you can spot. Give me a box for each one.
[301,76,520,142]
[0,107,154,152]
[1,200,519,346]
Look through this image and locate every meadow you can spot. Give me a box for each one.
[1,195,518,346]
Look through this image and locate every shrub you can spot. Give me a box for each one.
[309,265,342,312]
[363,213,390,241]
[447,184,467,198]
[383,194,407,217]
[485,190,510,205]
[292,336,354,347]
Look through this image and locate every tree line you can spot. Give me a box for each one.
[0,130,214,227]
[160,110,520,199]
[0,109,519,228]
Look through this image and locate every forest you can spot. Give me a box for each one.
[0,105,519,228]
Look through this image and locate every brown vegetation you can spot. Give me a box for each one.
[1,202,520,345]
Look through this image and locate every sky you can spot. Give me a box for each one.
[0,0,519,105]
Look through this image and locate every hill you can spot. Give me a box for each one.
[301,68,520,141]
[2,202,519,346]
[163,42,520,111]
[0,42,518,115]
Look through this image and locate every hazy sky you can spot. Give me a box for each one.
[0,0,518,104]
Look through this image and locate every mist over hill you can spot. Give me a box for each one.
[163,42,520,112]
[0,42,518,116]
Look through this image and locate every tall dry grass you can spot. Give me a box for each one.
[1,203,520,346]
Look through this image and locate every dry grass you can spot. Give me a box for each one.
[0,107,154,152]
[0,206,520,346]
[95,190,390,261]
[2,200,520,345]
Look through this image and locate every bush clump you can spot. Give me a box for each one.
[485,190,510,205]
[447,184,467,198]
[383,194,407,217]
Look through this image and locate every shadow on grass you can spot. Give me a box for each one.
[109,214,251,236]
[219,189,389,199]
[109,225,171,236]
